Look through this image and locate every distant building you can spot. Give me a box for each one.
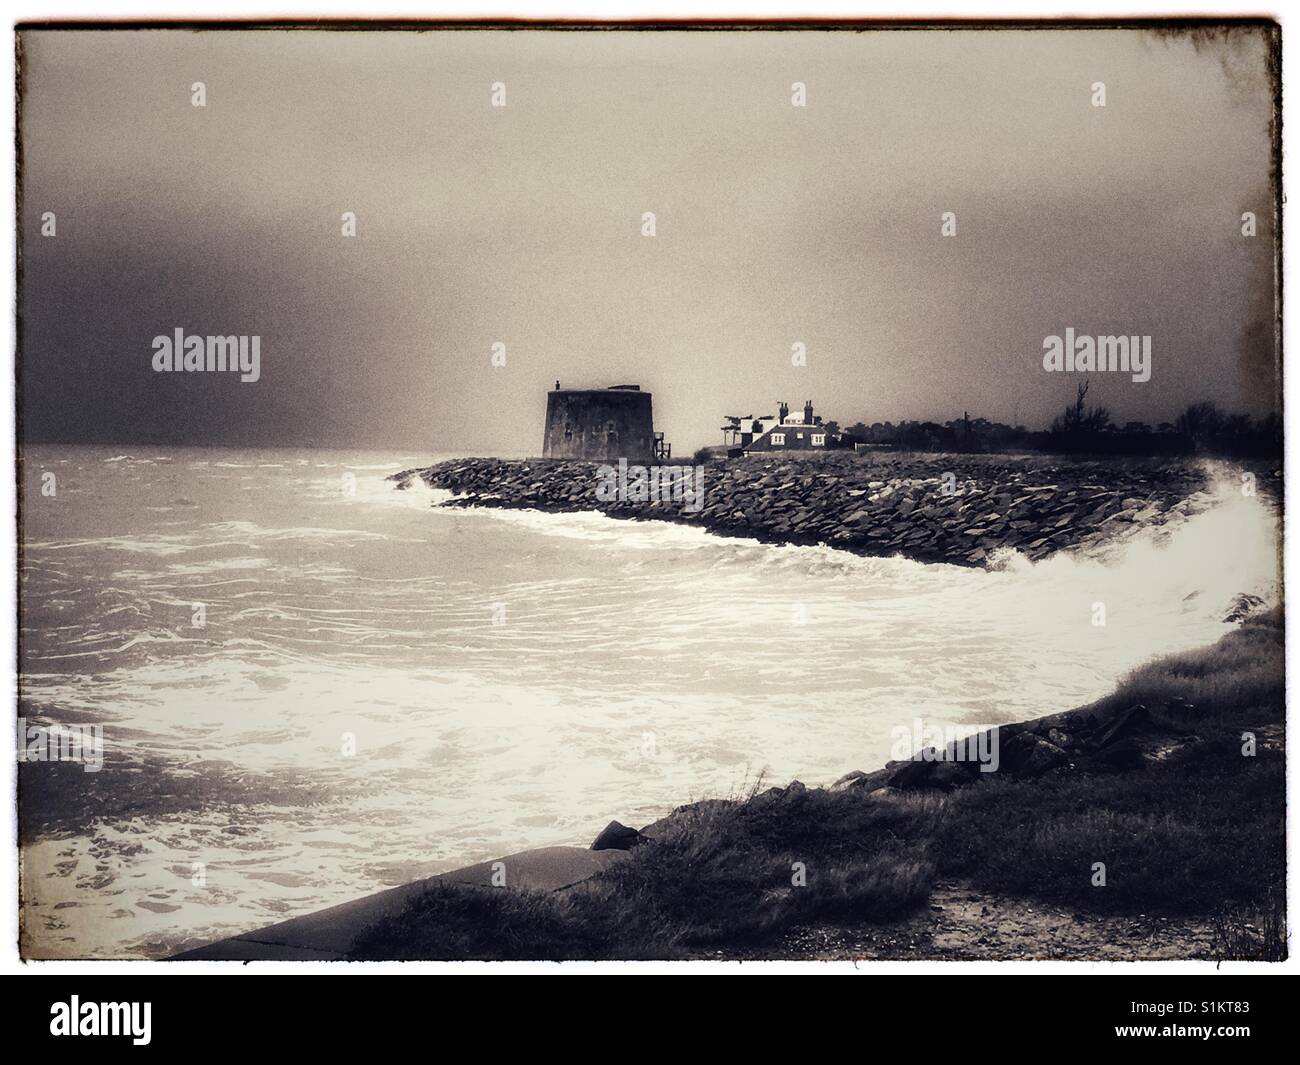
[721,400,849,454]
[544,383,670,462]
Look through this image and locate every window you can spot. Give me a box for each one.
[771,433,785,445]
[812,434,825,446]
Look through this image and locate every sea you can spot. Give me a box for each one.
[17,445,1281,958]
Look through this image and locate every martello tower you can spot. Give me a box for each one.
[543,384,655,462]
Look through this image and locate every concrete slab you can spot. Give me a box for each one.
[170,845,624,961]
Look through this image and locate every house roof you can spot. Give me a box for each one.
[742,423,836,451]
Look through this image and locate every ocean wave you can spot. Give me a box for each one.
[18,446,1283,959]
[431,469,1278,626]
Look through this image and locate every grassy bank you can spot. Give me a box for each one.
[349,609,1285,962]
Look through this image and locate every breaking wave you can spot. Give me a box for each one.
[18,446,1280,959]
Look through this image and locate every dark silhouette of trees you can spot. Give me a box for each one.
[1175,401,1224,442]
[776,387,1278,459]
[1051,381,1112,437]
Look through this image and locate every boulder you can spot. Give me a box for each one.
[1094,704,1149,749]
[885,753,974,791]
[887,758,936,790]
[591,820,645,851]
[1046,727,1076,749]
[751,787,784,805]
[751,780,807,806]
[1002,733,1068,778]
[928,760,974,791]
[1222,593,1265,623]
[830,767,893,793]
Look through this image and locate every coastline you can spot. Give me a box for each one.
[392,452,1279,568]
[171,607,1284,962]
[166,452,1283,961]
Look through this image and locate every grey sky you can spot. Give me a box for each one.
[19,25,1278,451]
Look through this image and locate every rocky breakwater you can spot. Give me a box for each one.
[391,453,1249,568]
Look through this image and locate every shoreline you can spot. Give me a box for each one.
[165,454,1283,962]
[171,603,1283,963]
[393,452,1278,568]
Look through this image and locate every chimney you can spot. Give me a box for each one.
[804,400,814,425]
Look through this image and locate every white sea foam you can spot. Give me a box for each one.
[17,446,1280,958]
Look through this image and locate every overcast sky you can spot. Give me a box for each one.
[19,26,1278,452]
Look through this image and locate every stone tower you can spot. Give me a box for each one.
[543,385,655,462]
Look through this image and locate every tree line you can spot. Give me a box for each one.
[838,383,1281,458]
